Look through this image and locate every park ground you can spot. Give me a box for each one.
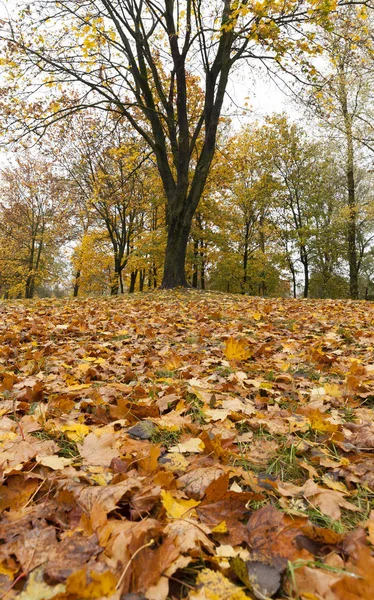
[0,290,374,599]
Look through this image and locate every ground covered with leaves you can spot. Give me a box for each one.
[1,291,374,600]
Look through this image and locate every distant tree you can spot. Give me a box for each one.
[303,8,374,298]
[0,156,71,298]
[51,113,155,295]
[223,125,279,294]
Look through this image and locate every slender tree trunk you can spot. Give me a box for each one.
[339,70,358,299]
[25,271,35,299]
[243,222,250,290]
[200,241,205,290]
[139,269,145,292]
[73,269,81,297]
[289,263,297,298]
[301,248,309,298]
[129,270,137,293]
[119,270,124,294]
[346,136,358,299]
[201,260,205,290]
[111,257,121,295]
[192,238,199,288]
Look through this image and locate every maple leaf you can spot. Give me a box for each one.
[77,432,120,466]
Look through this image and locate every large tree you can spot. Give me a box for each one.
[0,0,369,288]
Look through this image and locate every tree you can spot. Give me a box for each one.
[223,124,279,294]
[0,156,71,298]
[51,112,156,295]
[301,8,374,298]
[0,0,364,288]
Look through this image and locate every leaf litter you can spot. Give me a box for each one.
[0,290,374,598]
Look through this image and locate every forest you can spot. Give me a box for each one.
[0,2,373,300]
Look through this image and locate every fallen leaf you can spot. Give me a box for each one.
[161,490,200,519]
[190,568,248,600]
[77,432,120,466]
[224,337,251,361]
[169,438,205,453]
[66,567,117,598]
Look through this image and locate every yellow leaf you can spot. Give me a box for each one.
[169,438,205,453]
[61,422,90,441]
[0,561,17,579]
[252,312,262,321]
[17,567,66,599]
[322,475,347,493]
[308,410,338,433]
[161,490,200,519]
[66,568,116,598]
[38,455,72,470]
[224,337,251,361]
[161,452,189,472]
[211,520,228,534]
[190,568,248,600]
[324,383,342,398]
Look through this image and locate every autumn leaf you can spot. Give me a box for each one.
[190,568,248,600]
[161,490,200,519]
[66,568,117,598]
[77,432,120,466]
[224,337,251,361]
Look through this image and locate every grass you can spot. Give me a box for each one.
[150,427,182,448]
[31,430,80,459]
[155,369,177,379]
[185,393,206,424]
[266,441,306,483]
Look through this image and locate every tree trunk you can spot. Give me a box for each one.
[25,271,35,299]
[243,222,250,290]
[73,269,81,297]
[201,260,205,290]
[347,145,358,299]
[139,269,145,292]
[301,248,309,298]
[161,212,191,288]
[200,241,206,290]
[129,270,137,293]
[289,262,297,298]
[192,239,199,288]
[339,70,358,299]
[111,257,121,295]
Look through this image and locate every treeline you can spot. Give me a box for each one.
[1,111,374,300]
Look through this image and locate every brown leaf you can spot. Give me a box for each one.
[178,466,225,499]
[332,546,374,599]
[246,505,311,567]
[77,432,120,466]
